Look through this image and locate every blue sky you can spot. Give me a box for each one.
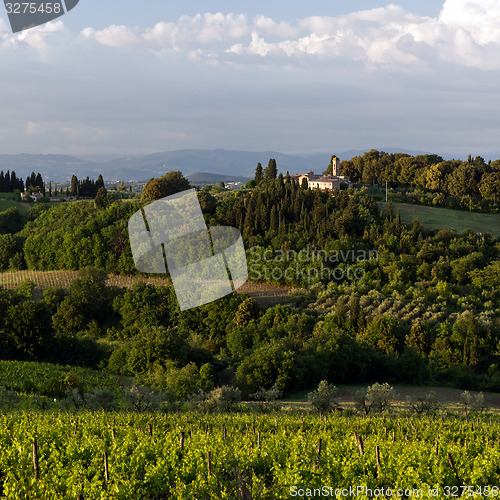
[1,0,500,162]
[64,1,443,29]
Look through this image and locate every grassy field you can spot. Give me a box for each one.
[378,201,500,237]
[0,270,291,306]
[0,359,126,397]
[283,384,500,412]
[0,198,31,211]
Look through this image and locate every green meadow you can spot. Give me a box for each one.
[378,201,500,237]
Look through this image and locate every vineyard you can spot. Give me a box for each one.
[0,270,291,306]
[0,411,498,499]
[0,360,125,399]
[0,270,171,291]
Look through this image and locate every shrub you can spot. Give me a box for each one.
[193,386,242,413]
[0,386,21,409]
[460,391,488,415]
[250,384,282,413]
[61,388,85,410]
[124,385,164,412]
[355,382,395,414]
[85,388,118,411]
[406,391,440,415]
[308,380,339,414]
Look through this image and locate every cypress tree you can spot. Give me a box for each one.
[386,199,394,221]
[96,174,105,191]
[279,213,286,236]
[70,175,78,196]
[243,199,255,235]
[265,159,277,180]
[254,163,263,184]
[269,205,278,232]
[10,171,18,191]
[276,173,285,196]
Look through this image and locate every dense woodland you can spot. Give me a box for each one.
[337,150,500,212]
[0,163,498,400]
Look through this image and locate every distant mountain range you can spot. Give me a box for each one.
[0,148,461,183]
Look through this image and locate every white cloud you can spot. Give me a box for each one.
[91,25,138,47]
[75,2,500,70]
[439,0,500,44]
[1,3,499,70]
[0,20,67,59]
[25,121,42,134]
[2,1,500,157]
[253,15,297,38]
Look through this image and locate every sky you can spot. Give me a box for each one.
[1,0,500,160]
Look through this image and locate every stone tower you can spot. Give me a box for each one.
[331,156,340,176]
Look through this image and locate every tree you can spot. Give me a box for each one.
[354,383,395,414]
[478,171,500,201]
[254,163,263,184]
[52,267,112,335]
[236,338,307,394]
[96,173,105,191]
[197,386,242,413]
[35,173,44,191]
[250,384,282,412]
[0,234,24,270]
[4,301,53,360]
[141,171,191,202]
[447,162,478,197]
[124,385,164,412]
[308,380,339,414]
[360,314,405,354]
[114,282,171,334]
[469,261,500,289]
[0,207,25,234]
[233,298,258,328]
[94,186,109,209]
[158,362,201,398]
[127,326,191,376]
[70,175,78,196]
[197,191,217,214]
[405,320,432,355]
[460,391,487,415]
[407,391,440,415]
[51,298,88,336]
[264,159,277,181]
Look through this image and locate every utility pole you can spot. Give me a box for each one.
[386,181,388,203]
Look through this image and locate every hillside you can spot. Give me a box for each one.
[0,147,452,183]
[186,171,251,186]
[378,201,500,237]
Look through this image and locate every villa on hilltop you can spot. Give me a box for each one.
[20,191,44,202]
[294,156,351,191]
